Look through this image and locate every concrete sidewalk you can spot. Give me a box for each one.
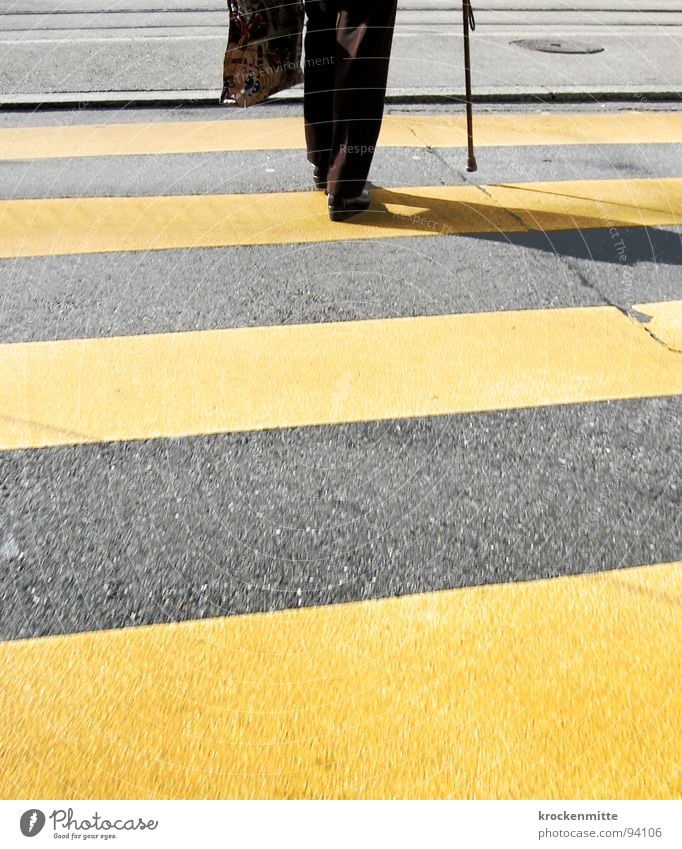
[0,1,681,106]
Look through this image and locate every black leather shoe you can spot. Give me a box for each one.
[312,165,327,192]
[327,190,371,222]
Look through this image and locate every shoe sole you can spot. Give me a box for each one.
[328,208,367,222]
[328,201,371,223]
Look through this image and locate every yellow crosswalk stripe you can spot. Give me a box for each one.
[1,560,679,799]
[1,301,680,451]
[1,177,681,259]
[2,112,681,160]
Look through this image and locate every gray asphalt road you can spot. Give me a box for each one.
[1,1,681,100]
[3,400,679,640]
[0,102,680,640]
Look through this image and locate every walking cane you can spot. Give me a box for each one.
[462,0,477,171]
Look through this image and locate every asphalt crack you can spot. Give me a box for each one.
[638,322,682,355]
[407,144,680,355]
[425,145,472,186]
[564,260,682,355]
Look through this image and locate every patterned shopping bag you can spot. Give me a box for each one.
[221,0,304,107]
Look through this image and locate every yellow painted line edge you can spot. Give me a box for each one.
[2,111,682,160]
[1,560,680,799]
[635,299,682,351]
[1,300,680,451]
[1,177,681,259]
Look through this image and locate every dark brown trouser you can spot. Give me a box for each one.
[303,0,398,198]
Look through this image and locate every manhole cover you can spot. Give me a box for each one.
[511,39,604,54]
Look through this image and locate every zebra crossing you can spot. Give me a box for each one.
[0,106,680,800]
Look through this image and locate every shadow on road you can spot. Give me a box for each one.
[357,186,682,267]
[472,226,682,267]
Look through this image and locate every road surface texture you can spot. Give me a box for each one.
[0,21,680,800]
[1,1,681,102]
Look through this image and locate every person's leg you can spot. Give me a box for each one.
[303,0,338,172]
[326,0,398,198]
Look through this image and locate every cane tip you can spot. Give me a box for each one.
[466,157,478,172]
